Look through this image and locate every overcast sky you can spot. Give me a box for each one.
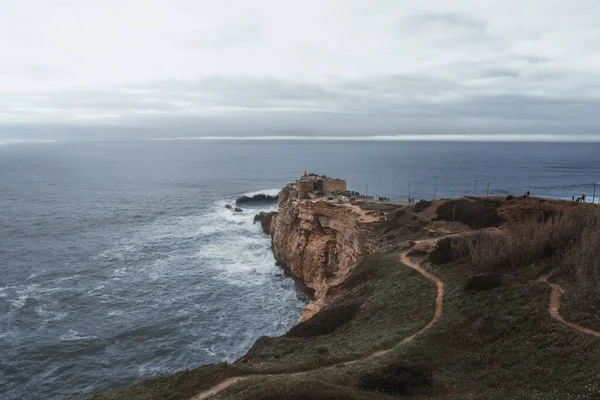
[2,0,600,141]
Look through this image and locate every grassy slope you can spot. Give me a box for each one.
[555,273,600,333]
[216,259,600,400]
[236,252,436,370]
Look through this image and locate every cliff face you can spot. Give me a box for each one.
[270,186,371,320]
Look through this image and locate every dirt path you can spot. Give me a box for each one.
[191,249,443,400]
[538,273,600,338]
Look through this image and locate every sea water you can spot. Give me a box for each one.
[1,140,599,399]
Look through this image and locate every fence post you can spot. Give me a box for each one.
[486,182,490,197]
[474,180,477,196]
[593,182,597,204]
[434,185,437,201]
[408,184,411,203]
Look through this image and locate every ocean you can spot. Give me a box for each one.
[1,140,599,399]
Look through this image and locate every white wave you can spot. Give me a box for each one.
[85,285,106,295]
[59,329,97,341]
[35,306,67,321]
[239,188,281,197]
[90,187,282,289]
[107,310,124,316]
[10,284,41,310]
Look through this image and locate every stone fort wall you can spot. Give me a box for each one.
[321,180,346,192]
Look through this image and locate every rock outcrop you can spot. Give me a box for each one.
[254,211,277,235]
[270,186,372,320]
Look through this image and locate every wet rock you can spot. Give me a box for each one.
[234,207,243,212]
[225,204,232,209]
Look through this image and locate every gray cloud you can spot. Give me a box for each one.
[1,0,600,141]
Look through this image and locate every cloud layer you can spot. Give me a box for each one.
[2,0,600,140]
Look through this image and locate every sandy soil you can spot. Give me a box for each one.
[338,202,383,223]
[538,273,600,338]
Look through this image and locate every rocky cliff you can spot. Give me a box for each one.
[269,186,372,320]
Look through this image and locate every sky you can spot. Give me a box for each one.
[2,0,600,141]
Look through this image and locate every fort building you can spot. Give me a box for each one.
[293,174,347,199]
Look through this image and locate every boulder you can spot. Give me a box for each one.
[225,204,232,209]
[234,207,243,213]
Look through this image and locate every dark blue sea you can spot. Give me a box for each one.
[1,140,599,400]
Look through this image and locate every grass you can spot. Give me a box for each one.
[217,257,600,400]
[89,363,255,400]
[235,251,436,370]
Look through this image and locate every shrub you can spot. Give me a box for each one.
[285,302,360,338]
[358,362,433,395]
[414,200,432,212]
[464,274,502,291]
[466,207,600,297]
[561,224,600,299]
[435,199,501,229]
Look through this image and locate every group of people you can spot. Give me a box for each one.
[573,193,587,202]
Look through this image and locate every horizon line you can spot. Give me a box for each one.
[141,134,600,143]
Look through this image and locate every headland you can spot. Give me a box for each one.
[92,174,600,400]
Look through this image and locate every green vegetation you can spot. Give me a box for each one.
[88,363,255,400]
[217,257,600,400]
[237,252,436,370]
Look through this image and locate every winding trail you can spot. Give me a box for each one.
[537,273,600,338]
[191,250,444,400]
